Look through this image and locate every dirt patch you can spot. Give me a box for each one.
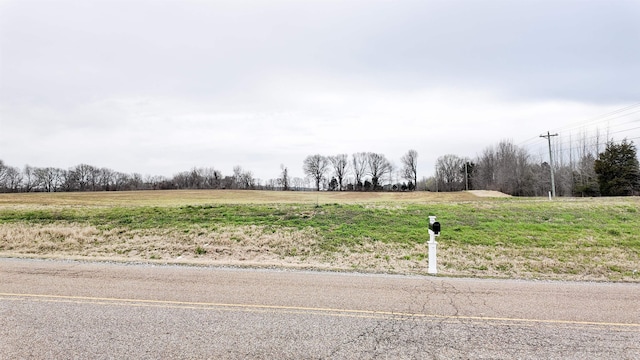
[467,190,511,198]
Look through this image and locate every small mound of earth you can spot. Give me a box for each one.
[467,190,511,198]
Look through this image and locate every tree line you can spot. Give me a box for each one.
[0,162,254,193]
[2,137,637,196]
[429,138,639,197]
[301,151,418,192]
[0,150,419,193]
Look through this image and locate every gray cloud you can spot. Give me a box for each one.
[4,1,637,104]
[1,0,638,179]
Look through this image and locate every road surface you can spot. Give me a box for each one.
[1,258,638,359]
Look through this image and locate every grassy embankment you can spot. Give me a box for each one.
[0,190,638,281]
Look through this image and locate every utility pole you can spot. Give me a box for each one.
[464,161,469,191]
[540,131,558,198]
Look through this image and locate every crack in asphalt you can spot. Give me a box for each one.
[3,260,639,359]
[323,278,640,360]
[327,280,467,359]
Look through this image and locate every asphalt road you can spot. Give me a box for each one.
[1,258,638,359]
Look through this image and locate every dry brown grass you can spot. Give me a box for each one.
[2,222,636,281]
[438,243,639,281]
[0,222,317,264]
[2,190,638,281]
[0,189,484,208]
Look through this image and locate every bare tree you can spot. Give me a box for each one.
[292,177,305,191]
[99,168,115,191]
[243,171,256,189]
[88,166,102,191]
[572,130,600,196]
[575,153,598,196]
[0,165,22,192]
[60,169,76,191]
[173,169,206,189]
[351,152,368,190]
[190,167,204,189]
[130,173,144,190]
[279,164,290,191]
[435,154,465,191]
[329,154,349,191]
[35,167,63,192]
[387,161,397,190]
[303,155,329,191]
[232,166,246,189]
[72,164,96,191]
[475,145,496,190]
[232,166,255,189]
[400,149,418,190]
[232,166,242,189]
[202,167,222,189]
[173,171,190,189]
[22,165,38,192]
[366,152,392,190]
[0,160,6,186]
[473,140,536,196]
[494,140,534,196]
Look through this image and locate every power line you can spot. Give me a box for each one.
[517,102,640,147]
[520,117,640,155]
[544,139,638,156]
[524,130,640,166]
[541,123,640,150]
[549,102,640,134]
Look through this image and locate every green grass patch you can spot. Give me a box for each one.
[1,201,638,251]
[1,196,639,281]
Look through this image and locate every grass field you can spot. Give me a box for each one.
[0,190,638,282]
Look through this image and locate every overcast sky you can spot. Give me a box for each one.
[1,0,639,182]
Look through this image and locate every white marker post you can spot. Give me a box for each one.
[428,216,440,274]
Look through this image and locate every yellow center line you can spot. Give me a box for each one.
[2,292,639,329]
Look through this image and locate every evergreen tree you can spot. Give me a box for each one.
[594,140,640,196]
